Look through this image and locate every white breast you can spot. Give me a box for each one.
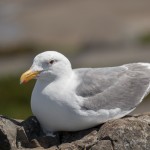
[31,78,95,131]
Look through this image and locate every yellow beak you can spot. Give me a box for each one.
[20,69,40,84]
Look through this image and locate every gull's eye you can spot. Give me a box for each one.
[49,60,55,65]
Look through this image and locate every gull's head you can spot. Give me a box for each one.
[20,51,72,83]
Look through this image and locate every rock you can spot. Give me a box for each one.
[0,116,19,150]
[0,113,150,150]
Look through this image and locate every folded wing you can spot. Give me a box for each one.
[75,63,150,112]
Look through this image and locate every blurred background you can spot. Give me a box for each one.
[0,0,150,119]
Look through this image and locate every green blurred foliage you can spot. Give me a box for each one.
[138,32,150,45]
[0,75,35,119]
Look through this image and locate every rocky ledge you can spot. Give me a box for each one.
[0,113,150,150]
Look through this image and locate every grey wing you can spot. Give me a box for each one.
[74,63,150,111]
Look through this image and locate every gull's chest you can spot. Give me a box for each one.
[30,79,90,131]
[35,80,73,102]
[31,84,70,116]
[31,80,81,130]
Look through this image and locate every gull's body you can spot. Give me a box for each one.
[21,51,150,132]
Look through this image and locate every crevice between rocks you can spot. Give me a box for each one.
[100,136,115,150]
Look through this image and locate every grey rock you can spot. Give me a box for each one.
[98,113,150,150]
[0,113,150,150]
[0,116,19,150]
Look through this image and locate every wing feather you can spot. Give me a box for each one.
[74,63,150,111]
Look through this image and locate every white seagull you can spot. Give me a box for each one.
[20,51,150,132]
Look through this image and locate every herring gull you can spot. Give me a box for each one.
[20,51,150,132]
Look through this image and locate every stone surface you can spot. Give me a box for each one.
[0,113,150,150]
